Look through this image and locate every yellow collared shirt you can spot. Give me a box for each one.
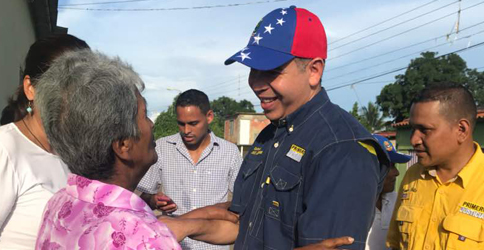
[386,143,484,250]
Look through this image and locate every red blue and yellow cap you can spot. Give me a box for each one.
[224,6,327,70]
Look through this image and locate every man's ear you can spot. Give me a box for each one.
[112,139,133,161]
[456,119,472,144]
[307,58,324,88]
[206,110,214,125]
[23,76,35,101]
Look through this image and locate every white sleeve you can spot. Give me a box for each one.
[228,146,243,193]
[0,145,19,229]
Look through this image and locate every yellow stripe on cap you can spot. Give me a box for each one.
[358,141,377,156]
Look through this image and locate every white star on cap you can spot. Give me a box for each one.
[276,18,285,26]
[237,52,251,61]
[281,9,287,15]
[252,34,263,45]
[264,24,274,34]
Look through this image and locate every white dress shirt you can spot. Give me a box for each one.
[365,191,397,250]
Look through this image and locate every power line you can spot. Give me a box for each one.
[201,12,484,93]
[330,0,459,51]
[205,24,484,97]
[330,0,438,45]
[58,0,291,11]
[205,83,252,96]
[325,40,484,92]
[326,20,484,72]
[324,29,484,83]
[203,24,484,97]
[201,75,247,91]
[329,1,484,61]
[59,0,157,6]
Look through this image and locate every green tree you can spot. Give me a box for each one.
[210,96,255,135]
[376,52,484,122]
[349,101,387,132]
[349,102,362,123]
[211,97,255,120]
[360,102,386,132]
[153,95,256,139]
[465,69,484,105]
[153,97,178,139]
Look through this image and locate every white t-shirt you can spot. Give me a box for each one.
[0,123,70,249]
[365,192,397,250]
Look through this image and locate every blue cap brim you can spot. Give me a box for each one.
[224,45,295,71]
[388,151,412,163]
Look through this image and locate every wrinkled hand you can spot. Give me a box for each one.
[150,192,177,214]
[295,237,355,250]
[181,201,239,223]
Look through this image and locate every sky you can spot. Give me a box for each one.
[57,0,484,121]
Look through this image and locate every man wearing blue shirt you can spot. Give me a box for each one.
[223,6,389,250]
[159,6,390,250]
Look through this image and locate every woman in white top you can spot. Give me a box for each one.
[0,34,90,249]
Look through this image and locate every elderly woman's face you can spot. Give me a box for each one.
[130,95,158,173]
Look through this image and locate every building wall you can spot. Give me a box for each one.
[0,0,36,108]
[224,114,270,157]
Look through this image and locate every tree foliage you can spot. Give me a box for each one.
[210,96,255,134]
[349,102,362,123]
[153,95,255,139]
[377,52,484,122]
[211,96,255,121]
[153,97,178,139]
[349,101,387,133]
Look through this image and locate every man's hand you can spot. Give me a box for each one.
[141,192,177,213]
[295,237,355,250]
[180,201,238,223]
[153,192,177,213]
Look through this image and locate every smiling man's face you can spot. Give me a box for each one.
[248,59,313,121]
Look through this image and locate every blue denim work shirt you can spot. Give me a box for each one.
[230,89,390,250]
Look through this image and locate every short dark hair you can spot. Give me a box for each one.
[176,89,211,114]
[415,82,477,129]
[0,34,90,125]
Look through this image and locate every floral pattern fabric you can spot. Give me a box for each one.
[36,173,181,250]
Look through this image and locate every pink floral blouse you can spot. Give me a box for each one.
[36,174,181,250]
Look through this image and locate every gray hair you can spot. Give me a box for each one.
[35,49,145,180]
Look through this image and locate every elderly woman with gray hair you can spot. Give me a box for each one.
[34,50,238,249]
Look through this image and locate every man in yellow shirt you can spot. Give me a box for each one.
[387,83,484,250]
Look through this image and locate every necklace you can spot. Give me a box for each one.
[22,118,48,152]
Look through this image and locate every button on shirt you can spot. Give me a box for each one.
[137,132,242,250]
[387,143,484,250]
[36,174,181,250]
[230,89,389,250]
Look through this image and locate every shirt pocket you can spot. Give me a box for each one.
[267,164,302,225]
[396,205,422,249]
[443,214,484,249]
[230,158,262,215]
[261,164,302,247]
